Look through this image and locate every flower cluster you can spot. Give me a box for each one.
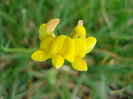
[31,18,97,71]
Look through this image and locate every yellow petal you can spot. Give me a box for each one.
[61,36,75,62]
[31,49,47,61]
[75,26,86,40]
[39,24,47,40]
[46,18,60,33]
[70,26,86,40]
[86,37,97,53]
[52,55,64,69]
[73,38,87,58]
[50,35,75,62]
[40,35,55,50]
[72,57,87,71]
[40,35,54,58]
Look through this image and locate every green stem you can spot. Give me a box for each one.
[0,46,37,53]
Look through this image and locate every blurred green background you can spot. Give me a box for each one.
[0,0,133,99]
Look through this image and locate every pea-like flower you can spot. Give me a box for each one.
[31,18,60,61]
[70,20,97,71]
[31,19,97,71]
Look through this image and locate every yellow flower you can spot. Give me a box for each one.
[70,20,97,71]
[31,19,97,71]
[50,35,75,69]
[31,18,60,61]
[71,20,97,53]
[39,18,60,40]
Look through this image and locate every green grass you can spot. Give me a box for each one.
[0,0,133,99]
